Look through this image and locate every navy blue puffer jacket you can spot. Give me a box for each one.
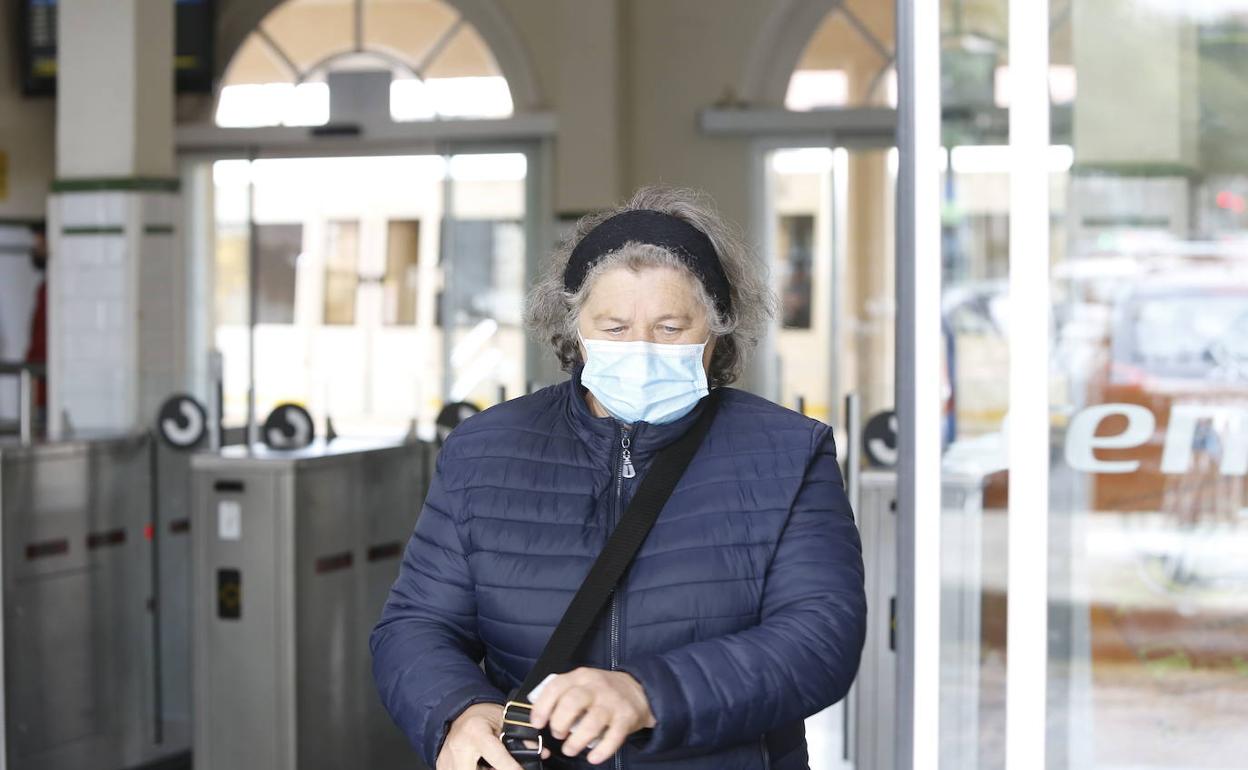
[371,369,866,770]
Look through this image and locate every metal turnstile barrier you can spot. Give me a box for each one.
[854,471,899,770]
[0,434,193,770]
[191,439,431,770]
[853,468,986,770]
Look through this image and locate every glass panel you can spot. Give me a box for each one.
[215,82,330,128]
[323,220,359,326]
[258,0,356,73]
[938,1,1248,768]
[384,219,421,326]
[403,23,513,119]
[217,0,512,125]
[937,1,1013,767]
[424,22,500,79]
[936,140,1013,770]
[785,6,895,110]
[845,0,893,54]
[390,74,513,120]
[362,0,460,65]
[766,148,838,417]
[765,147,896,423]
[219,32,292,86]
[1049,2,1248,768]
[841,149,897,421]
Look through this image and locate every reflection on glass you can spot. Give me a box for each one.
[939,0,1248,767]
[764,147,896,425]
[441,212,526,403]
[1050,2,1248,767]
[765,148,836,419]
[779,215,815,329]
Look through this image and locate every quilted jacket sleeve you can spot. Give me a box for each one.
[370,442,505,766]
[619,423,867,754]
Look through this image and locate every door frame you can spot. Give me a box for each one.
[894,0,943,767]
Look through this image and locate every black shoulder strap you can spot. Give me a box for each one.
[514,388,723,701]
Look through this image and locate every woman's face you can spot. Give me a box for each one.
[577,265,716,371]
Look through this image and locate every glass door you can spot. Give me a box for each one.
[206,148,533,440]
[917,0,1248,767]
[1045,2,1248,766]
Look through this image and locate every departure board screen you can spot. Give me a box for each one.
[20,0,214,95]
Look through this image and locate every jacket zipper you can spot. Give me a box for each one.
[760,735,771,770]
[610,424,632,770]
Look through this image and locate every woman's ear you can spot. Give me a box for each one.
[574,321,588,360]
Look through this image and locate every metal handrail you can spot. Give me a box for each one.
[0,361,46,376]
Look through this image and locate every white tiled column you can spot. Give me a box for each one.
[49,0,180,436]
[48,188,182,434]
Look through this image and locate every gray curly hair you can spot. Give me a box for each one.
[524,186,775,387]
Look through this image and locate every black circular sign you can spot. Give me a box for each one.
[157,393,208,449]
[263,403,315,450]
[435,401,481,445]
[863,410,898,468]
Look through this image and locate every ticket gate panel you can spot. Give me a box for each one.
[153,443,195,751]
[192,439,431,770]
[10,568,100,756]
[854,471,898,770]
[87,436,157,759]
[359,446,430,767]
[1,434,189,770]
[851,468,987,770]
[193,465,292,770]
[295,460,364,770]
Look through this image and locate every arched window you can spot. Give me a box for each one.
[784,0,895,111]
[217,0,513,127]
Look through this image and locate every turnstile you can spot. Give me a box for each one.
[854,471,899,770]
[0,434,193,770]
[190,439,431,770]
[853,468,987,770]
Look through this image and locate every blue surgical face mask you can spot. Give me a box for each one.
[579,333,711,425]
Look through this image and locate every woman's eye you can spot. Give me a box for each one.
[605,327,625,334]
[660,326,682,334]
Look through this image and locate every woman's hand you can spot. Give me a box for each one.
[529,668,656,765]
[438,702,549,770]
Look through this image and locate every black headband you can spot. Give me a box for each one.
[564,209,733,317]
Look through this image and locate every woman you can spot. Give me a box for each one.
[372,186,866,770]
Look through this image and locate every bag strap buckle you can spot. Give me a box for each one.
[500,700,543,759]
[501,700,536,729]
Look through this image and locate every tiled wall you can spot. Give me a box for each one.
[49,190,183,435]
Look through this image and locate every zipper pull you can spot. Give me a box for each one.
[621,435,635,478]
